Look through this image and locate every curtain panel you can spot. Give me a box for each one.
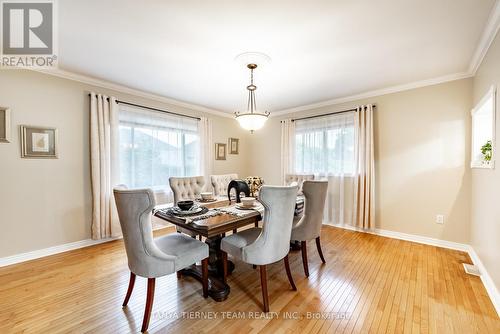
[89,92,120,239]
[280,119,295,184]
[291,105,375,229]
[353,104,375,229]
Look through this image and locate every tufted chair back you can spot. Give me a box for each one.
[210,174,238,196]
[113,188,176,277]
[291,181,328,241]
[242,185,298,265]
[169,176,205,204]
[285,174,315,191]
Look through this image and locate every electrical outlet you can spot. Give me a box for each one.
[436,214,444,224]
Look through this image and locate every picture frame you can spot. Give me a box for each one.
[0,107,11,143]
[228,137,239,154]
[215,143,226,160]
[20,125,58,159]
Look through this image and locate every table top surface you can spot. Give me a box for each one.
[154,196,262,238]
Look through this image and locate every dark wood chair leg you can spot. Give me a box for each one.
[232,229,237,234]
[176,271,182,279]
[122,272,136,307]
[254,222,259,227]
[141,278,155,333]
[199,235,202,241]
[316,236,326,264]
[283,254,297,291]
[221,251,228,284]
[259,265,270,312]
[301,241,309,277]
[202,258,208,298]
[253,265,257,269]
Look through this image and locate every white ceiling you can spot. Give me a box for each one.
[59,0,496,113]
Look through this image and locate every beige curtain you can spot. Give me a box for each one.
[280,119,295,184]
[89,92,121,239]
[199,117,213,191]
[353,104,375,229]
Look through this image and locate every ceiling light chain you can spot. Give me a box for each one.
[235,63,270,133]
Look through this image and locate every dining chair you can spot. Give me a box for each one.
[285,174,315,192]
[290,180,328,277]
[114,188,209,333]
[210,173,238,196]
[169,176,205,238]
[220,185,298,312]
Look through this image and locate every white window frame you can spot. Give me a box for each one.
[471,85,496,169]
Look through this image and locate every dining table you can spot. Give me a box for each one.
[153,195,305,302]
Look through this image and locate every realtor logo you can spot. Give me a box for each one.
[1,0,57,68]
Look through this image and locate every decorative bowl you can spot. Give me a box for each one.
[177,200,194,211]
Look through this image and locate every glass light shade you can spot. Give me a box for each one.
[235,113,268,131]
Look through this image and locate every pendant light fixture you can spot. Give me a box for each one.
[235,63,269,133]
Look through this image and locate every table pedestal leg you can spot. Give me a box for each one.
[179,234,233,302]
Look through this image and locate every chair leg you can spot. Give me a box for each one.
[176,271,182,279]
[301,241,309,277]
[122,272,136,307]
[199,235,202,241]
[253,265,257,269]
[141,278,156,333]
[233,229,237,234]
[254,222,259,227]
[202,258,208,298]
[283,254,297,291]
[221,251,228,284]
[316,236,326,264]
[259,265,270,312]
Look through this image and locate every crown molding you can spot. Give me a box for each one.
[469,0,500,75]
[271,71,472,117]
[31,68,234,119]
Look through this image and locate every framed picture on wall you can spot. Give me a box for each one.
[0,107,11,143]
[20,125,58,158]
[215,143,226,160]
[228,137,239,154]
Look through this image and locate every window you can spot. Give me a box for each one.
[294,112,355,175]
[118,105,200,191]
[471,86,496,169]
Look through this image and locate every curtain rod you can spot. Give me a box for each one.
[288,104,376,122]
[87,93,201,121]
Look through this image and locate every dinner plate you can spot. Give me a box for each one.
[171,205,204,216]
[235,204,257,210]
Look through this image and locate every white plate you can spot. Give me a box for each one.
[236,204,257,210]
[172,206,204,216]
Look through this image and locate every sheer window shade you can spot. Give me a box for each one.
[118,105,200,203]
[294,113,355,176]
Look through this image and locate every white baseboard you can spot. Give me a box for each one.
[326,222,499,317]
[0,224,171,268]
[325,223,470,251]
[0,237,119,268]
[467,246,500,316]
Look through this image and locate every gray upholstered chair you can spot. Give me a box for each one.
[210,173,238,196]
[220,185,298,312]
[291,180,328,277]
[114,188,209,333]
[169,176,205,238]
[285,174,315,191]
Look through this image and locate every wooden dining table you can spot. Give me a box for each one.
[153,197,262,302]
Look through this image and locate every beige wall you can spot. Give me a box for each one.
[250,79,473,244]
[471,31,500,289]
[0,70,250,258]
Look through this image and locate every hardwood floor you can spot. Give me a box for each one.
[0,226,498,333]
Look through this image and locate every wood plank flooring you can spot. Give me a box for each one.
[0,225,498,333]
